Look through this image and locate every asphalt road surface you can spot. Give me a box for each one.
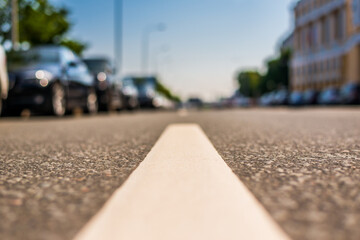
[1,108,360,240]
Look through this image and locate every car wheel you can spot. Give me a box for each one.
[105,91,114,111]
[85,89,98,114]
[127,97,139,110]
[51,83,66,117]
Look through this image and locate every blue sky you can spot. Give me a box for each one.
[55,0,295,100]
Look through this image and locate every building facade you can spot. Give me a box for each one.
[291,0,360,91]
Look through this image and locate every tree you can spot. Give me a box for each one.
[133,76,181,103]
[236,70,261,97]
[260,49,291,93]
[61,39,88,56]
[155,80,181,103]
[0,0,87,54]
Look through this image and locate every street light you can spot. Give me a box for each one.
[153,44,170,73]
[141,23,166,74]
[114,0,123,75]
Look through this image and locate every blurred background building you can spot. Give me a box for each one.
[291,0,360,91]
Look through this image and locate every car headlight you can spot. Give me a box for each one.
[97,72,107,82]
[35,70,53,87]
[35,70,53,80]
[146,88,155,98]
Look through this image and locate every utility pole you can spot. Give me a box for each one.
[114,0,123,76]
[141,23,166,75]
[11,0,19,50]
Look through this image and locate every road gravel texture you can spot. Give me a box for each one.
[1,109,360,240]
[192,109,360,240]
[0,112,179,240]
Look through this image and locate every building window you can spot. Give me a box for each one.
[340,9,346,40]
[320,17,326,46]
[335,10,345,41]
[324,17,330,45]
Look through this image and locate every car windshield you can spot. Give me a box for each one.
[122,78,134,87]
[7,47,60,70]
[133,77,157,93]
[83,60,110,74]
[138,83,155,93]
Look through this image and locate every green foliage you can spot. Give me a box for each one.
[236,70,261,97]
[0,0,87,54]
[155,81,181,103]
[236,49,292,97]
[19,0,70,44]
[133,76,181,103]
[260,49,291,93]
[60,39,87,56]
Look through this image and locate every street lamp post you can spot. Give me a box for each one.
[114,0,123,75]
[141,23,166,75]
[153,44,170,74]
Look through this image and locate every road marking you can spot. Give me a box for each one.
[75,124,289,240]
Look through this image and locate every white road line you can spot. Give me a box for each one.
[75,124,290,240]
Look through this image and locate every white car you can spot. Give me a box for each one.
[0,45,9,115]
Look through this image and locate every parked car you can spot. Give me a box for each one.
[121,77,139,110]
[318,87,341,105]
[230,90,250,107]
[233,97,250,107]
[133,76,158,108]
[273,89,289,105]
[6,45,98,116]
[186,97,203,109]
[303,89,318,105]
[83,58,123,111]
[0,44,9,115]
[289,91,303,106]
[340,83,360,104]
[259,91,276,106]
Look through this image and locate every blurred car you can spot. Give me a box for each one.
[133,76,158,108]
[318,87,341,105]
[121,77,139,110]
[340,83,360,105]
[0,44,8,115]
[83,58,123,111]
[152,94,176,109]
[289,91,303,106]
[229,90,250,107]
[233,97,250,107]
[186,97,203,109]
[218,97,233,108]
[259,91,276,106]
[273,89,289,105]
[6,45,98,116]
[259,93,270,106]
[303,89,318,105]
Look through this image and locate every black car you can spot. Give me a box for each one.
[83,58,123,111]
[318,87,341,105]
[6,45,98,116]
[303,89,318,105]
[340,83,360,104]
[121,77,139,110]
[187,98,203,109]
[133,76,158,108]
